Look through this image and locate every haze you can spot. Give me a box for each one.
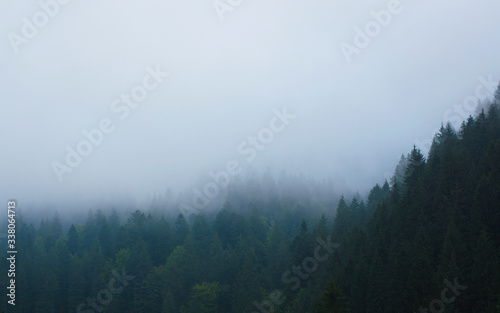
[1,0,500,212]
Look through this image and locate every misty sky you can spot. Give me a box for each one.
[1,0,500,209]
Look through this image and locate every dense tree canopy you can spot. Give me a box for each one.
[1,92,499,313]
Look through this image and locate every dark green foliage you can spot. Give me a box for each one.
[317,279,349,313]
[181,282,219,313]
[324,100,500,313]
[1,99,499,313]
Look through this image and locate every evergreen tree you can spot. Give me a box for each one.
[67,224,80,255]
[232,249,262,313]
[291,219,314,266]
[181,282,219,313]
[174,213,189,247]
[317,279,349,313]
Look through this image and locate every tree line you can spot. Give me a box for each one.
[1,87,499,312]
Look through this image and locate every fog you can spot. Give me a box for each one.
[1,0,500,213]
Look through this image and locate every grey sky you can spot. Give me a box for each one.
[1,0,499,209]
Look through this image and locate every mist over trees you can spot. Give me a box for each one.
[1,88,500,312]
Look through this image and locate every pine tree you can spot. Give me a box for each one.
[404,146,426,188]
[332,196,351,241]
[317,279,349,313]
[181,282,219,313]
[67,224,80,255]
[291,219,314,266]
[174,213,189,247]
[232,249,262,313]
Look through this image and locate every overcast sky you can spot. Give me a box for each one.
[1,0,500,209]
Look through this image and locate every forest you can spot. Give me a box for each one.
[2,90,500,313]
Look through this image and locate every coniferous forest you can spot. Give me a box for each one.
[2,90,500,313]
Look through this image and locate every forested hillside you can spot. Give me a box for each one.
[2,97,499,313]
